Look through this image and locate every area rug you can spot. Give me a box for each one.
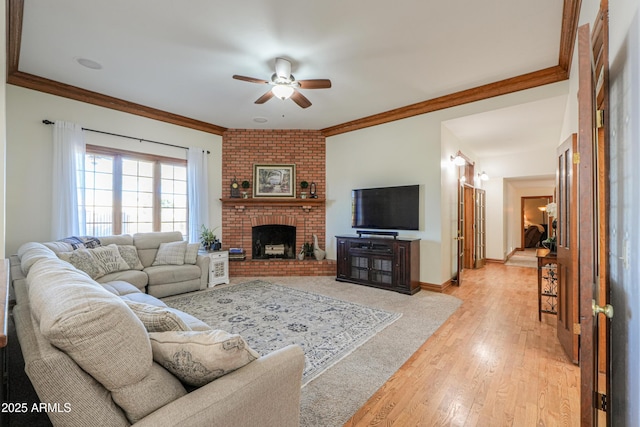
[163,280,402,386]
[165,276,462,426]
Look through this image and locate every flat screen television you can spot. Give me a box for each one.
[351,185,419,230]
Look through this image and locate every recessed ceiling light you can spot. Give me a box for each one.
[253,117,268,123]
[75,57,103,70]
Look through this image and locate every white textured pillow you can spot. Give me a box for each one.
[117,245,144,270]
[58,244,130,279]
[152,241,188,266]
[149,330,260,386]
[125,300,191,332]
[184,243,200,264]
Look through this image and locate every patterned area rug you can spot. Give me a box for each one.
[163,280,401,386]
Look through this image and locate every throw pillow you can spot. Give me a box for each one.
[89,244,131,275]
[148,330,260,386]
[117,245,144,270]
[58,244,131,279]
[58,248,105,279]
[124,300,192,333]
[152,241,188,266]
[184,243,200,265]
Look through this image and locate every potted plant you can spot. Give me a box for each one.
[200,225,219,251]
[300,181,309,199]
[241,180,250,198]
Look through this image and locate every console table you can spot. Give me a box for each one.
[536,248,558,321]
[335,235,420,295]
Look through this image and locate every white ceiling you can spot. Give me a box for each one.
[18,0,567,157]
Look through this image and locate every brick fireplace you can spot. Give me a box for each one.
[221,129,335,277]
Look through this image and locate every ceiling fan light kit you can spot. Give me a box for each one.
[272,84,295,100]
[233,57,331,108]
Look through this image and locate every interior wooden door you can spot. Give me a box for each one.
[454,175,464,286]
[577,18,611,426]
[556,133,579,364]
[474,188,486,268]
[592,4,611,424]
[463,185,475,270]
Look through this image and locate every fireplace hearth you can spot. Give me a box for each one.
[252,225,296,259]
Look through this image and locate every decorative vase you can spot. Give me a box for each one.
[300,192,307,199]
[313,234,326,260]
[298,246,305,261]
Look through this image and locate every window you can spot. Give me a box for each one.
[83,146,188,237]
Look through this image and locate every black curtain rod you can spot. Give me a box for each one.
[42,120,210,154]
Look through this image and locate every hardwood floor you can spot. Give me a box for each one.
[344,263,580,426]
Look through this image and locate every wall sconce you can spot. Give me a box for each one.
[451,154,466,166]
[450,150,472,166]
[478,171,489,181]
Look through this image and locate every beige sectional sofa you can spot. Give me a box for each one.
[12,231,209,298]
[9,234,306,427]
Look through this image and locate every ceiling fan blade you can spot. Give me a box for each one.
[290,90,312,108]
[255,90,275,104]
[297,79,332,89]
[233,75,269,84]
[275,58,291,79]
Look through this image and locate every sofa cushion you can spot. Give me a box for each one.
[149,330,260,387]
[101,280,144,297]
[152,241,188,266]
[145,264,201,286]
[58,244,130,280]
[98,234,134,247]
[17,242,58,276]
[116,245,144,270]
[124,300,191,332]
[184,243,200,264]
[97,269,148,290]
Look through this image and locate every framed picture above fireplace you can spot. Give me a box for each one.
[253,164,296,198]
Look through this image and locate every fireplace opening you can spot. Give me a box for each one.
[252,225,296,259]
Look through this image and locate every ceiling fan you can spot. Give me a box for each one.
[232,58,331,109]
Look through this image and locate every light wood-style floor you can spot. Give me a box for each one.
[345,263,580,426]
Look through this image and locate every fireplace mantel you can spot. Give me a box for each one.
[221,198,325,212]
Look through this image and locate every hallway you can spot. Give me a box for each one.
[346,263,579,426]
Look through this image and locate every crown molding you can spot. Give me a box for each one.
[321,66,568,137]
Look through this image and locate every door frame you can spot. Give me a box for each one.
[520,195,553,250]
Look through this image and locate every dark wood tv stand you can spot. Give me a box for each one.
[335,235,420,295]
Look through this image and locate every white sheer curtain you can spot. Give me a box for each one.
[51,121,86,239]
[187,147,209,243]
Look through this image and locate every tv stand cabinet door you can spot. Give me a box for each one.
[336,238,349,279]
[394,240,420,294]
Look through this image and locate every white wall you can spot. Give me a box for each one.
[607,0,640,424]
[326,81,569,286]
[5,85,223,255]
